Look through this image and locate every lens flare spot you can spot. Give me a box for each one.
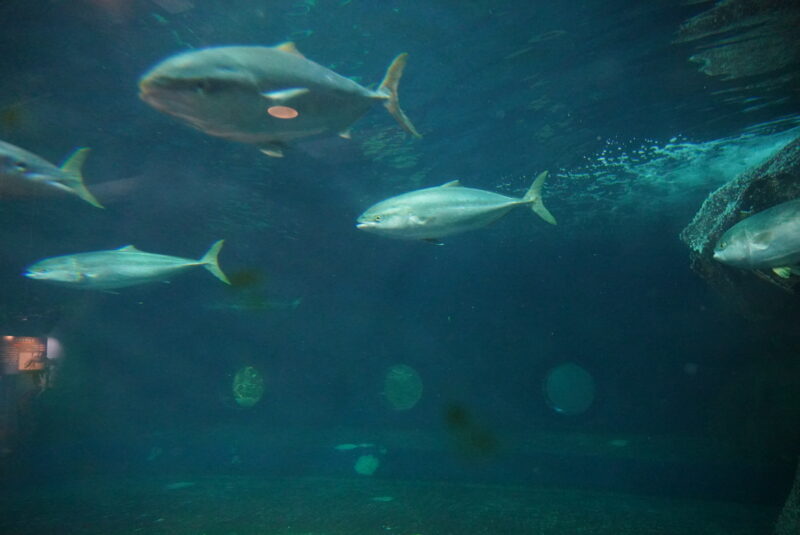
[267,106,299,119]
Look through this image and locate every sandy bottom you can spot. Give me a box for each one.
[0,475,778,534]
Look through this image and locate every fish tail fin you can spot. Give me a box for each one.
[377,53,422,138]
[523,171,557,225]
[200,239,231,284]
[60,147,104,209]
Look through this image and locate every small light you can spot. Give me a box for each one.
[267,106,299,119]
[3,336,13,341]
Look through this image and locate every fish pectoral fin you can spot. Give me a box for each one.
[750,230,773,249]
[274,41,306,58]
[410,215,433,225]
[772,267,793,279]
[338,129,352,140]
[440,180,461,187]
[261,87,310,103]
[422,238,444,246]
[259,144,285,158]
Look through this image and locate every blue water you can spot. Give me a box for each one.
[1,1,799,533]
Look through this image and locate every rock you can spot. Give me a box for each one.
[775,458,800,535]
[679,136,800,334]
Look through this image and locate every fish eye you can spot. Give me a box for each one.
[194,79,212,93]
[373,215,383,222]
[719,241,727,249]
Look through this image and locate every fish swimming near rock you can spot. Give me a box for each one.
[713,198,800,278]
[0,140,103,208]
[356,171,556,243]
[138,42,421,157]
[25,240,230,290]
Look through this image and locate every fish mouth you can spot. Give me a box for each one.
[356,223,370,230]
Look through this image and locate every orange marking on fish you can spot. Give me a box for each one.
[267,106,299,119]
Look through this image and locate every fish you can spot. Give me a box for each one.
[24,240,230,290]
[138,42,421,157]
[0,140,103,208]
[713,198,800,278]
[356,171,556,243]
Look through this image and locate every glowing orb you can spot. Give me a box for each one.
[354,454,379,476]
[232,366,264,407]
[383,364,423,410]
[543,362,595,415]
[267,106,299,119]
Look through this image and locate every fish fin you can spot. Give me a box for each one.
[59,147,104,209]
[338,129,352,139]
[275,41,306,58]
[772,267,792,279]
[259,144,284,158]
[523,171,557,225]
[116,245,140,252]
[410,215,432,225]
[440,180,461,187]
[377,53,421,138]
[423,238,444,246]
[261,87,309,103]
[200,239,231,285]
[750,231,773,250]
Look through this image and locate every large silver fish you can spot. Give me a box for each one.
[0,140,103,208]
[356,171,556,243]
[25,240,230,290]
[138,42,420,157]
[713,198,800,278]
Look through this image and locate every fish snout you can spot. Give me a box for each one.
[356,222,372,230]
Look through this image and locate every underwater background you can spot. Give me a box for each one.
[1,1,799,534]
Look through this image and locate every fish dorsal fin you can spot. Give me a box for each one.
[440,180,461,187]
[275,41,305,58]
[261,87,310,103]
[116,245,140,252]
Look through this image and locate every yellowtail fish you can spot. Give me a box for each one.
[714,198,800,278]
[0,140,102,208]
[139,42,421,157]
[25,240,229,290]
[357,171,556,243]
